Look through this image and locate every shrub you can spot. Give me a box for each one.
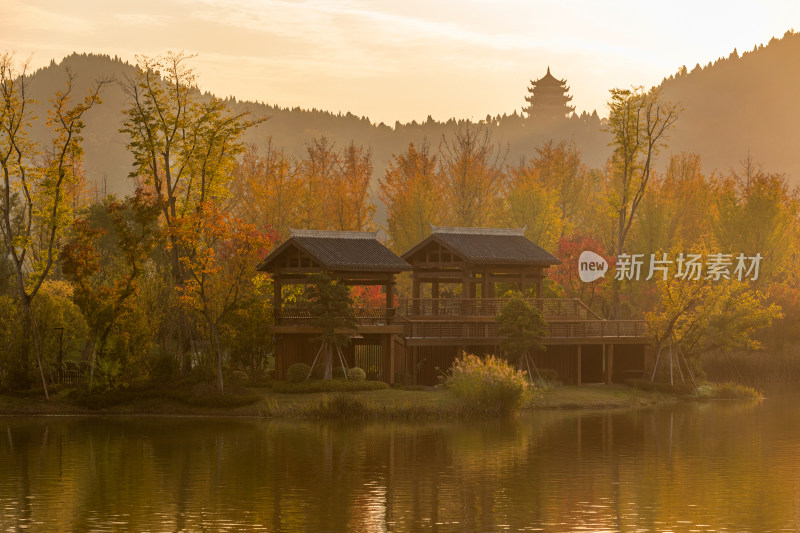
[286,363,311,383]
[228,370,250,387]
[696,381,764,400]
[626,378,696,396]
[272,380,389,394]
[446,353,532,417]
[347,367,366,381]
[150,353,178,384]
[313,394,370,419]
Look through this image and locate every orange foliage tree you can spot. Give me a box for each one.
[230,142,304,237]
[174,201,275,393]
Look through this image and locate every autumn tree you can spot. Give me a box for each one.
[175,201,275,393]
[380,141,440,253]
[230,142,303,237]
[532,140,587,236]
[438,122,507,227]
[713,159,799,284]
[605,86,678,316]
[299,136,338,229]
[61,189,161,390]
[298,137,375,232]
[505,161,563,252]
[645,261,781,382]
[121,52,265,368]
[0,54,106,395]
[549,234,611,310]
[628,152,714,254]
[328,141,375,231]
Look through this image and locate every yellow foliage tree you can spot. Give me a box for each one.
[379,141,440,253]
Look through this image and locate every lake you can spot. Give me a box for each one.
[2,396,799,531]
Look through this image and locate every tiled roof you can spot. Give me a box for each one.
[258,229,411,273]
[403,226,561,266]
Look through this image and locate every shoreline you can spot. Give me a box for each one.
[0,384,679,418]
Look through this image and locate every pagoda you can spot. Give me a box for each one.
[524,67,575,122]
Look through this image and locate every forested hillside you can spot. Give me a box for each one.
[22,53,606,201]
[660,30,800,180]
[24,30,800,211]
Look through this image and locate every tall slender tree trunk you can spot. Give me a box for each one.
[22,301,49,400]
[324,343,334,380]
[206,311,225,394]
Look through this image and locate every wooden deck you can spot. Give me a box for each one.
[396,297,602,320]
[274,298,649,344]
[399,317,648,346]
[275,307,397,326]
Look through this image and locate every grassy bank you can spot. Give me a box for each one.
[0,382,681,418]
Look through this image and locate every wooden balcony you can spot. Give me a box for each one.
[396,298,602,320]
[272,298,649,344]
[275,307,397,326]
[399,317,648,345]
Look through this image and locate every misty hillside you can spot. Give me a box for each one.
[19,30,800,204]
[21,53,607,200]
[660,30,800,180]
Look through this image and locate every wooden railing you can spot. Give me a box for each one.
[273,299,648,340]
[401,319,648,340]
[396,298,602,320]
[275,307,397,326]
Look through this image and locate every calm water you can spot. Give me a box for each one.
[2,397,800,532]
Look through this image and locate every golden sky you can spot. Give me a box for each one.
[2,0,798,124]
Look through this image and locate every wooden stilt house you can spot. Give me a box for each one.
[257,229,411,382]
[394,226,650,385]
[259,226,651,386]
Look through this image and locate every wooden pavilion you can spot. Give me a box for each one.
[258,226,651,386]
[394,226,649,385]
[257,229,411,382]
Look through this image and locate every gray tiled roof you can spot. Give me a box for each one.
[258,229,411,273]
[403,226,560,266]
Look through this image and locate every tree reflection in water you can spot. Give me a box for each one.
[0,398,798,531]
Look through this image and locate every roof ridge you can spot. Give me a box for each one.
[430,225,526,236]
[289,229,377,239]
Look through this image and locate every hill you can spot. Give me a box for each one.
[660,30,800,180]
[20,53,607,204]
[18,31,800,211]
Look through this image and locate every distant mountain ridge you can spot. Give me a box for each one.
[659,30,800,181]
[18,30,800,203]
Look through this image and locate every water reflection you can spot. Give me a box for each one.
[1,398,799,531]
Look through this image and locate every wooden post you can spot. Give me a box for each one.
[432,280,440,315]
[272,278,282,319]
[412,347,419,384]
[389,334,396,385]
[381,334,391,384]
[385,279,395,310]
[576,344,582,386]
[412,272,420,314]
[606,344,614,384]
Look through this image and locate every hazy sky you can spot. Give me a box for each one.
[2,0,798,124]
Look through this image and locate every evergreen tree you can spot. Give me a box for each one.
[496,294,549,379]
[306,273,357,380]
